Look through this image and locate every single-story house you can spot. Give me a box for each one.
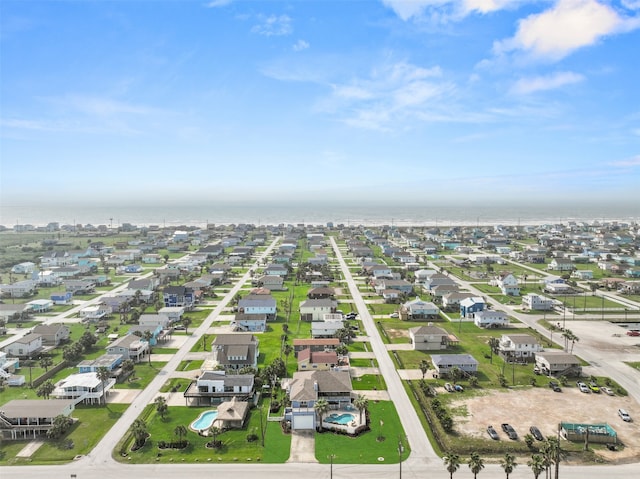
[431,354,479,378]
[0,399,76,440]
[293,338,340,354]
[77,354,123,373]
[409,325,456,351]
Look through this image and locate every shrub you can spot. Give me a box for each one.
[246,433,258,442]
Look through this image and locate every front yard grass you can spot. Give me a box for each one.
[0,403,128,465]
[315,400,408,464]
[352,374,386,390]
[114,362,167,390]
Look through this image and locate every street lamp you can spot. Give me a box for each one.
[398,439,404,479]
[329,454,336,479]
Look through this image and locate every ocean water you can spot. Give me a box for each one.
[1,201,638,228]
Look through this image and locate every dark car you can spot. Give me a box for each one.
[501,423,518,440]
[345,312,358,320]
[548,381,562,392]
[487,425,499,440]
[529,426,544,441]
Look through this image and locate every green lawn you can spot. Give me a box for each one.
[116,403,289,463]
[0,403,128,465]
[352,374,386,390]
[315,400,408,464]
[114,362,167,390]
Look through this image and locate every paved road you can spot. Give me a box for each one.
[80,237,280,466]
[4,236,640,478]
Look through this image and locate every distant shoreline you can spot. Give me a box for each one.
[1,202,638,228]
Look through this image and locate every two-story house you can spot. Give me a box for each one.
[211,334,259,371]
[183,370,255,406]
[498,334,542,363]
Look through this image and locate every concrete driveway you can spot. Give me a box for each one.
[287,430,317,463]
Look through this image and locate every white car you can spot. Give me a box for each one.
[618,408,632,422]
[390,312,399,318]
[601,387,614,396]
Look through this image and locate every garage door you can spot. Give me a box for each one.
[292,414,315,430]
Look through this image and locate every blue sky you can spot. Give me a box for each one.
[1,0,639,208]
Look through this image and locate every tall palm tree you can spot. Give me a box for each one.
[131,419,148,449]
[468,452,485,479]
[154,395,168,419]
[443,452,461,479]
[182,317,192,334]
[354,394,369,425]
[96,366,111,406]
[174,424,187,445]
[488,337,500,364]
[282,343,293,376]
[500,453,518,479]
[36,380,55,400]
[419,359,430,379]
[528,454,546,479]
[39,356,53,372]
[143,330,153,363]
[314,398,330,432]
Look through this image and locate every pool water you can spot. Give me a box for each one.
[190,410,218,431]
[325,413,355,425]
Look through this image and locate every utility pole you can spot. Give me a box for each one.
[398,438,404,479]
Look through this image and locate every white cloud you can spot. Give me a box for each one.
[204,0,233,7]
[462,0,520,15]
[251,14,292,37]
[611,155,640,167]
[510,71,585,94]
[494,0,640,61]
[293,39,309,51]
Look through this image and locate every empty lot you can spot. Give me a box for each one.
[448,386,640,463]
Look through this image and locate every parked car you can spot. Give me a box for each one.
[601,387,614,396]
[529,426,544,441]
[345,312,358,320]
[501,423,518,440]
[487,425,499,440]
[618,408,632,422]
[390,312,399,318]
[626,330,640,336]
[444,383,455,392]
[173,325,186,331]
[577,381,590,393]
[454,384,464,392]
[548,381,562,392]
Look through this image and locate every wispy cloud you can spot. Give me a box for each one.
[292,39,309,52]
[494,0,640,61]
[610,155,640,167]
[204,0,234,8]
[510,71,585,94]
[251,14,292,37]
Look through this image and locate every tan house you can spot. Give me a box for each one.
[297,348,339,371]
[409,325,456,351]
[32,324,70,346]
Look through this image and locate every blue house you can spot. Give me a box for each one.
[460,296,485,318]
[163,286,195,309]
[51,291,73,305]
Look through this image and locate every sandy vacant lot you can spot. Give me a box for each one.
[447,386,640,463]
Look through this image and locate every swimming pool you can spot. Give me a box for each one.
[190,410,218,432]
[325,413,355,425]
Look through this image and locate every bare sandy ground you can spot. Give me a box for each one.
[447,386,640,463]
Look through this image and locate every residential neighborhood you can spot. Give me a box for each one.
[1,219,639,475]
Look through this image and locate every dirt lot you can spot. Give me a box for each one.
[448,386,640,463]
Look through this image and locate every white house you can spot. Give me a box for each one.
[400,298,440,319]
[522,293,554,311]
[493,272,521,296]
[299,298,337,322]
[51,372,115,405]
[473,310,509,328]
[498,334,542,362]
[3,333,43,358]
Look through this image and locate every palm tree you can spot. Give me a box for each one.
[468,452,484,479]
[449,366,462,385]
[154,396,168,419]
[500,453,518,479]
[528,454,546,479]
[443,451,461,479]
[354,394,369,425]
[314,398,330,432]
[174,424,187,445]
[182,317,192,334]
[39,356,53,372]
[37,380,55,399]
[121,359,135,380]
[419,359,430,379]
[143,330,153,363]
[131,419,148,449]
[282,343,293,376]
[488,337,500,364]
[96,366,111,406]
[208,425,221,448]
